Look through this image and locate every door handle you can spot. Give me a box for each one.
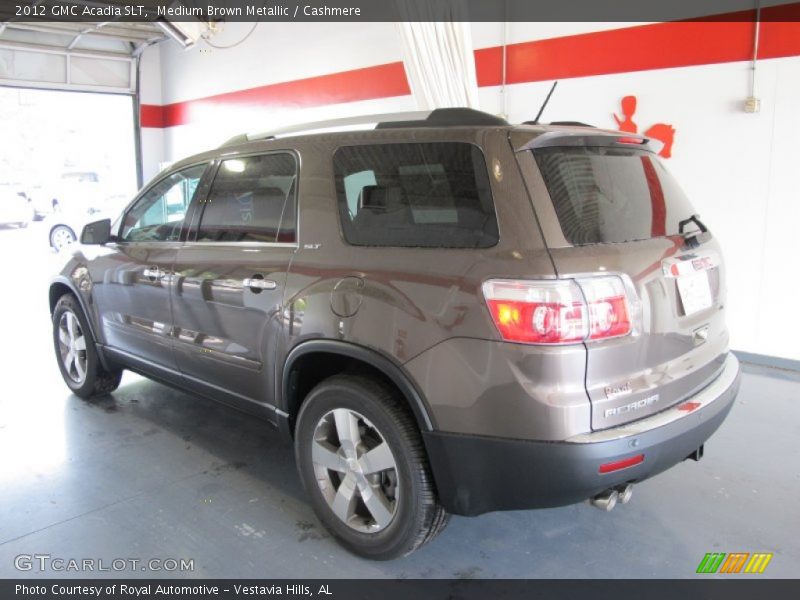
[243,276,277,293]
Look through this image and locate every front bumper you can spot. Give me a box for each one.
[423,353,740,516]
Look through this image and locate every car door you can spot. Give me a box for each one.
[90,163,208,371]
[170,152,298,407]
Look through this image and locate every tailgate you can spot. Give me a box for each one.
[513,131,729,430]
[551,240,728,430]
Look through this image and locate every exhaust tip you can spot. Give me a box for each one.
[590,489,619,511]
[615,484,634,504]
[686,445,704,462]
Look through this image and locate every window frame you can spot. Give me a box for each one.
[185,150,300,248]
[114,161,211,244]
[331,141,499,249]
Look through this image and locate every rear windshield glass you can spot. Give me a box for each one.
[534,147,697,245]
[334,142,498,248]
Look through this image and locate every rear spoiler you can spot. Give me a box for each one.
[512,130,664,155]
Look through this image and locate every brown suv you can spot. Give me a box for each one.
[49,108,740,559]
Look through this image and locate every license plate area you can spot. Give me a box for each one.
[677,270,713,316]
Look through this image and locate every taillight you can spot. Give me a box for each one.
[482,280,586,344]
[482,276,634,345]
[579,276,632,340]
[617,136,646,144]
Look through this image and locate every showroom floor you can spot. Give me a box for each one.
[1,223,798,579]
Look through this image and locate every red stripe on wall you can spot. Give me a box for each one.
[476,19,800,86]
[142,61,409,128]
[139,103,165,128]
[141,15,800,128]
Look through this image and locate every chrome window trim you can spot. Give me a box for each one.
[178,240,298,249]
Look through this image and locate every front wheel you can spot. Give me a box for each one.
[53,294,122,398]
[295,375,449,560]
[50,225,76,251]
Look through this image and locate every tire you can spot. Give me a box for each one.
[50,225,76,251]
[295,374,449,559]
[52,294,122,399]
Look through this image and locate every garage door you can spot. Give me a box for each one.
[0,20,163,93]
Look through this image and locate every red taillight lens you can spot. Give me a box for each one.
[483,277,635,345]
[617,136,646,144]
[483,280,587,344]
[599,454,644,474]
[587,294,631,340]
[486,299,585,344]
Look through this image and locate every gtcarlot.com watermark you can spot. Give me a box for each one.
[14,554,194,573]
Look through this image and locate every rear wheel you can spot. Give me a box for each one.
[295,374,449,559]
[53,294,121,398]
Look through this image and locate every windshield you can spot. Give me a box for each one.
[534,146,697,245]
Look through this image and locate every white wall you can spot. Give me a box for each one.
[138,22,800,361]
[482,58,800,361]
[137,45,164,183]
[146,22,416,161]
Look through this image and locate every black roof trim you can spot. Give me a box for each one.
[375,108,508,129]
[547,121,596,128]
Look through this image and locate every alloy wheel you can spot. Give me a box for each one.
[311,408,399,533]
[51,226,76,251]
[57,311,87,384]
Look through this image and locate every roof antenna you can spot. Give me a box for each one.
[531,81,558,124]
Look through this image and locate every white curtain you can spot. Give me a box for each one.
[396,0,480,110]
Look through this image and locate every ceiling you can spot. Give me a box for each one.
[0,2,168,93]
[0,2,167,57]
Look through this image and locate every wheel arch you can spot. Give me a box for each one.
[279,340,436,439]
[49,277,109,369]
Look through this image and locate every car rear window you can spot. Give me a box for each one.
[534,146,697,245]
[334,142,498,248]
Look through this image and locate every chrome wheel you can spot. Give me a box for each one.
[57,311,87,384]
[312,408,399,533]
[51,226,76,251]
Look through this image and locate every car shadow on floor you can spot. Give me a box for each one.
[79,375,307,504]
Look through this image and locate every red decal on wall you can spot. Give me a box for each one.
[613,95,675,158]
[613,95,638,133]
[644,123,676,159]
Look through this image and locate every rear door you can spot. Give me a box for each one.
[170,152,298,406]
[514,132,729,430]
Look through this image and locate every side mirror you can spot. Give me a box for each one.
[81,218,112,245]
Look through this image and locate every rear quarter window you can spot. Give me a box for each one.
[333,142,498,248]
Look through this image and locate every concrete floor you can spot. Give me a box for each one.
[1,223,798,578]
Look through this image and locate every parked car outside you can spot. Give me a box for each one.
[0,183,34,228]
[45,191,129,251]
[48,109,740,559]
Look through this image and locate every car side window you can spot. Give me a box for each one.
[195,153,297,244]
[120,164,206,242]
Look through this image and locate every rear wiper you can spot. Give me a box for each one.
[678,214,711,248]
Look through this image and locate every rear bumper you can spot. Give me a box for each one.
[423,353,740,516]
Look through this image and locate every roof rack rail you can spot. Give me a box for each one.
[220,108,508,147]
